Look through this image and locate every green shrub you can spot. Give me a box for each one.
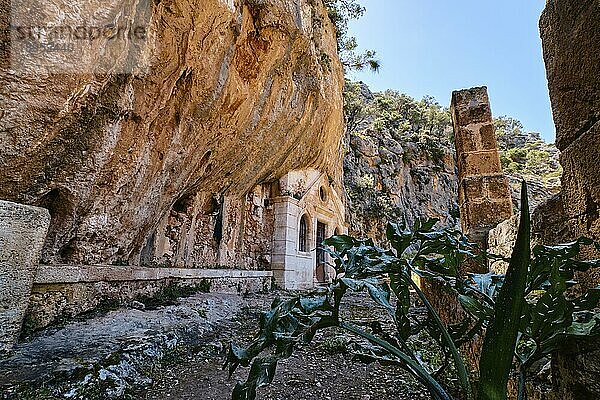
[226,183,600,400]
[525,149,550,174]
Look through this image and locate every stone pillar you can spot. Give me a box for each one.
[0,200,50,356]
[270,197,314,290]
[451,87,513,268]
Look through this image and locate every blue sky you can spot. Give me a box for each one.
[346,0,555,142]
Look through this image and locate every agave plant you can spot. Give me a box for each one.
[225,182,600,400]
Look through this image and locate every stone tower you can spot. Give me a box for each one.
[451,87,513,267]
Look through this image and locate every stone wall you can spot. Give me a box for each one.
[539,1,600,398]
[540,0,600,289]
[451,87,513,257]
[145,183,275,270]
[0,201,50,355]
[25,265,272,332]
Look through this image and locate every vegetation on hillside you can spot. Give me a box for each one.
[345,81,560,177]
[344,81,452,161]
[495,116,562,185]
[343,81,562,237]
[343,81,458,238]
[323,0,380,72]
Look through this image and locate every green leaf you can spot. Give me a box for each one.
[232,381,255,400]
[530,289,571,341]
[469,272,504,300]
[478,181,531,400]
[408,272,472,399]
[340,277,394,313]
[249,357,278,387]
[365,279,394,312]
[458,294,493,321]
[528,238,600,293]
[386,221,413,256]
[390,273,412,340]
[573,286,600,311]
[448,319,483,345]
[232,357,279,400]
[340,277,362,291]
[340,321,453,400]
[515,335,537,365]
[323,235,356,253]
[299,295,331,314]
[566,319,598,336]
[419,218,439,231]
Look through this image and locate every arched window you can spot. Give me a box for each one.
[299,214,308,252]
[319,186,328,202]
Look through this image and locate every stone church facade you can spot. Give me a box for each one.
[271,169,347,289]
[142,168,346,289]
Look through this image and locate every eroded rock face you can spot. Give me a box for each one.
[540,1,600,398]
[0,0,344,265]
[345,132,458,240]
[344,84,459,241]
[540,0,600,246]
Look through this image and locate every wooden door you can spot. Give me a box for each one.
[315,221,327,283]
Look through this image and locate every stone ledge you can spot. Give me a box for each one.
[34,265,273,285]
[0,293,275,396]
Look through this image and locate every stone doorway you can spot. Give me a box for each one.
[315,221,327,283]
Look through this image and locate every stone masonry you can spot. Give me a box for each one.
[0,201,50,356]
[541,0,600,291]
[539,2,600,398]
[451,87,513,264]
[271,169,347,289]
[437,87,515,371]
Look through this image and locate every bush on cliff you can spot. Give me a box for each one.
[324,0,380,72]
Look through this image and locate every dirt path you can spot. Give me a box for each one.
[141,293,429,400]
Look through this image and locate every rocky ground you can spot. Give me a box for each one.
[141,294,430,400]
[0,291,430,400]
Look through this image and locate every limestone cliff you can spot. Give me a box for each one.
[343,83,459,240]
[344,131,459,240]
[0,0,345,265]
[343,82,561,242]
